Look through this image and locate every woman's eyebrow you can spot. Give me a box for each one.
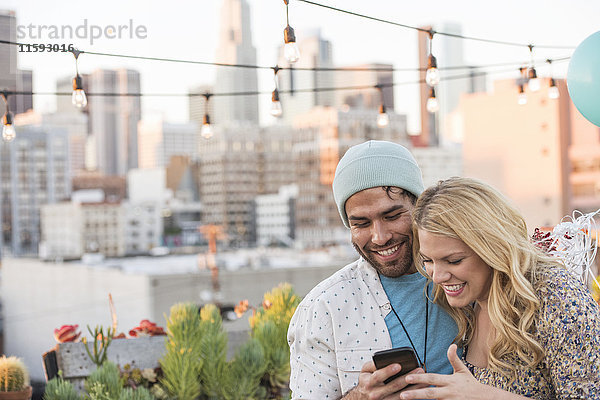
[419,251,469,259]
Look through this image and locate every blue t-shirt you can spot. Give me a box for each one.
[380,272,461,375]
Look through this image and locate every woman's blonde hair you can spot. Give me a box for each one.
[412,177,560,381]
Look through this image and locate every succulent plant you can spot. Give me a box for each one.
[84,361,122,399]
[0,355,30,392]
[156,284,300,399]
[251,283,300,394]
[43,376,81,400]
[158,303,204,400]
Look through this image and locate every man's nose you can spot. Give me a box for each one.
[371,220,392,246]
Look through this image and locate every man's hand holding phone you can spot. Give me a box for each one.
[343,347,425,400]
[372,347,421,384]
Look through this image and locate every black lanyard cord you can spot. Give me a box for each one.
[388,283,429,370]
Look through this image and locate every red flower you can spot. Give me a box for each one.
[129,319,166,337]
[54,325,81,343]
[234,300,249,318]
[262,299,272,310]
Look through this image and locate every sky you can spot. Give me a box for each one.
[2,0,600,134]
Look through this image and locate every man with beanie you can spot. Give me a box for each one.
[287,140,459,399]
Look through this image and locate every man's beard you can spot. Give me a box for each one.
[352,237,414,278]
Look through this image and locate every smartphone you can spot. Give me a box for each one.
[372,347,420,384]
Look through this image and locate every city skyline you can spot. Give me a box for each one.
[1,0,599,133]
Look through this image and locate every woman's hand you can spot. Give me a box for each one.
[398,344,486,400]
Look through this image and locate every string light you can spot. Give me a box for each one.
[0,6,579,151]
[270,66,283,117]
[1,92,16,142]
[0,60,568,124]
[425,30,440,87]
[377,104,389,127]
[283,0,300,64]
[71,49,88,108]
[548,78,559,99]
[271,89,283,117]
[426,88,439,113]
[0,39,569,76]
[526,45,540,92]
[518,84,527,105]
[546,59,560,99]
[527,68,540,92]
[516,67,528,104]
[201,93,213,139]
[375,85,389,127]
[0,67,530,104]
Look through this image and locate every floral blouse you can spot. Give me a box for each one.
[463,265,600,399]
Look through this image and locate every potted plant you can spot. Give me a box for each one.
[0,356,32,400]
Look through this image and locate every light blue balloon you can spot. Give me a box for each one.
[567,30,600,127]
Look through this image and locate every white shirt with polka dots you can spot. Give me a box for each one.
[287,258,394,399]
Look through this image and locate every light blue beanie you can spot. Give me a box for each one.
[333,140,424,228]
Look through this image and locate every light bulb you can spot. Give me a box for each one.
[548,79,559,99]
[377,104,389,127]
[527,68,540,92]
[284,25,300,64]
[2,123,15,142]
[426,97,439,113]
[270,89,283,117]
[271,101,283,117]
[425,54,440,87]
[201,114,213,139]
[517,84,527,105]
[426,68,440,87]
[201,123,213,140]
[2,111,15,141]
[426,88,439,113]
[72,89,87,108]
[377,112,389,128]
[518,93,527,105]
[284,42,300,64]
[72,75,87,108]
[528,78,540,92]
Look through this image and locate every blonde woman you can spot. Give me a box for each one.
[400,177,600,399]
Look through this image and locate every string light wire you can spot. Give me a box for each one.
[0,38,570,74]
[294,0,576,50]
[0,71,486,98]
[0,62,569,100]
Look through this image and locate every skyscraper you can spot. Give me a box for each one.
[197,124,296,247]
[15,110,88,175]
[213,0,259,125]
[87,69,141,176]
[0,10,33,116]
[0,125,71,256]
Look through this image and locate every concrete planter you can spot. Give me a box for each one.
[43,336,167,391]
[42,331,251,390]
[0,386,33,400]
